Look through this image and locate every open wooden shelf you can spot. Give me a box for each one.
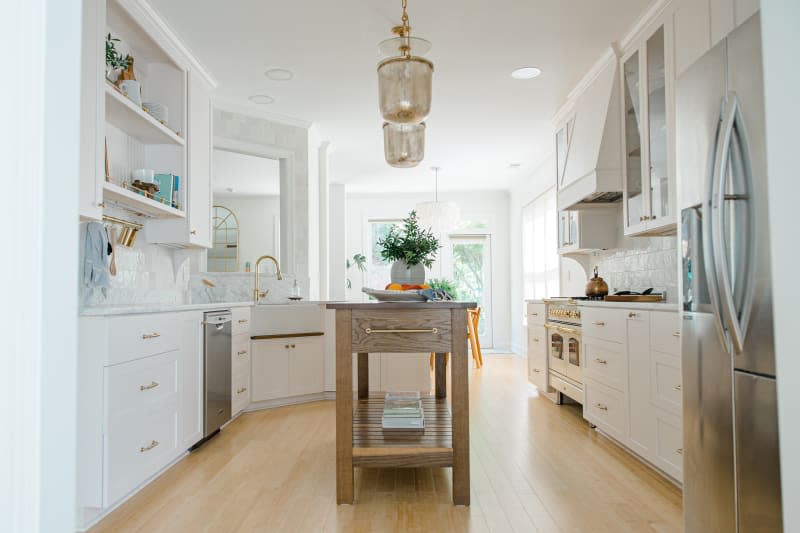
[103,181,185,218]
[105,83,184,146]
[352,395,453,468]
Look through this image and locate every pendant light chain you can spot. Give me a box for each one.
[400,0,411,57]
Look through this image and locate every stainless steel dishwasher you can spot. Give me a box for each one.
[202,310,232,440]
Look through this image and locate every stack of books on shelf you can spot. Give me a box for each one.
[381,391,424,429]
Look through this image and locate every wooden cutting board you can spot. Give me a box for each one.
[604,294,665,302]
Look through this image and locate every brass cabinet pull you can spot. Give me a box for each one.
[291,344,296,348]
[676,448,683,455]
[531,312,539,316]
[139,381,159,391]
[594,358,608,365]
[545,323,580,335]
[142,332,161,340]
[237,387,248,394]
[596,403,609,411]
[674,384,682,391]
[285,344,290,349]
[190,230,197,235]
[365,327,438,334]
[593,321,606,326]
[238,319,248,324]
[672,331,681,337]
[140,440,159,453]
[532,368,541,373]
[533,338,540,343]
[628,312,637,319]
[237,350,247,356]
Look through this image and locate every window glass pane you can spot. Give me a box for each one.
[367,220,401,293]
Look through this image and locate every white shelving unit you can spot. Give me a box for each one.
[102,181,185,218]
[104,82,184,146]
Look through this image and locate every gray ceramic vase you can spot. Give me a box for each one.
[390,260,426,285]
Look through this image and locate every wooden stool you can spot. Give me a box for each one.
[430,307,483,370]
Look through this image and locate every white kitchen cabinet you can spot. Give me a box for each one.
[735,0,759,25]
[289,337,325,396]
[654,408,684,480]
[626,310,656,457]
[147,70,212,248]
[180,312,203,448]
[527,325,547,390]
[79,0,105,221]
[584,378,626,442]
[651,351,682,415]
[622,25,677,236]
[710,0,735,46]
[231,307,251,416]
[674,0,712,77]
[584,336,627,393]
[251,339,290,401]
[557,209,617,254]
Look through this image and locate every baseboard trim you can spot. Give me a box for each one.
[245,392,335,412]
[593,427,683,489]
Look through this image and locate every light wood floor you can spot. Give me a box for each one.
[90,355,682,533]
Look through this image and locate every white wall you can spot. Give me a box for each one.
[212,195,280,271]
[762,0,800,529]
[508,155,556,354]
[343,191,512,350]
[329,184,347,301]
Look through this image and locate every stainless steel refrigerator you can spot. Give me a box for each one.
[677,13,782,533]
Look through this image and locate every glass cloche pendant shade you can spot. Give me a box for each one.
[378,56,433,124]
[383,122,425,168]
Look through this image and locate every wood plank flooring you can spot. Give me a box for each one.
[90,355,682,533]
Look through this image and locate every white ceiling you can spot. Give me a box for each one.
[212,149,280,196]
[150,0,651,193]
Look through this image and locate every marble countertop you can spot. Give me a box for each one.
[326,301,477,310]
[80,301,254,316]
[576,300,679,311]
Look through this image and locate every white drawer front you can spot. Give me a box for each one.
[584,337,627,392]
[105,405,180,506]
[549,373,584,404]
[232,335,251,377]
[584,378,626,441]
[528,325,546,356]
[581,307,626,343]
[528,349,547,390]
[655,408,683,481]
[651,351,682,415]
[651,311,681,356]
[107,314,180,366]
[232,307,251,336]
[106,351,179,418]
[527,303,546,325]
[232,371,250,415]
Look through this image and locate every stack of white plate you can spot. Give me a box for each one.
[143,102,168,125]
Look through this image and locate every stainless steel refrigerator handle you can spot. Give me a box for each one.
[703,99,729,349]
[711,93,750,354]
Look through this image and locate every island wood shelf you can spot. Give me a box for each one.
[328,301,475,506]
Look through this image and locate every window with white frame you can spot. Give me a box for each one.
[522,187,559,322]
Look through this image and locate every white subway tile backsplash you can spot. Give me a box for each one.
[594,236,679,302]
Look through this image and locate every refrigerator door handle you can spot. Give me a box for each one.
[703,98,729,349]
[711,92,755,354]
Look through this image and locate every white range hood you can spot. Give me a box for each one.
[557,58,623,211]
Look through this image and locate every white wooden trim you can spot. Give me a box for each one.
[214,97,314,129]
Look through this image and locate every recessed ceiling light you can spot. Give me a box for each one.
[509,162,521,169]
[248,94,274,105]
[265,68,294,81]
[511,67,542,80]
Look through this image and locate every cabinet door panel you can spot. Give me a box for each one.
[646,27,672,225]
[623,49,646,232]
[710,0,735,46]
[627,310,656,457]
[674,0,712,77]
[251,340,289,401]
[735,0,758,26]
[289,338,324,396]
[187,72,212,248]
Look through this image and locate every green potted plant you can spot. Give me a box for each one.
[428,278,459,300]
[345,253,366,289]
[105,33,131,82]
[378,211,440,285]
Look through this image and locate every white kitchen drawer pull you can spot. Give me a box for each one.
[594,358,608,365]
[596,403,609,411]
[237,350,247,356]
[142,332,161,340]
[365,327,438,334]
[593,321,606,326]
[139,381,159,391]
[238,319,248,324]
[140,440,159,453]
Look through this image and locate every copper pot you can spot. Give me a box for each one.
[585,266,609,298]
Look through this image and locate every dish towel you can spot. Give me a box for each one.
[83,222,110,291]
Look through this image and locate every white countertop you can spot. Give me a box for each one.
[80,301,254,316]
[524,299,545,304]
[576,300,679,312]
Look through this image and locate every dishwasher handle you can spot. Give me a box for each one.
[203,315,232,326]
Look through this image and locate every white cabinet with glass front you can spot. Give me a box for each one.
[621,24,677,237]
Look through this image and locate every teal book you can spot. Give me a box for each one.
[153,173,173,205]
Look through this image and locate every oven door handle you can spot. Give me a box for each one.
[545,323,580,335]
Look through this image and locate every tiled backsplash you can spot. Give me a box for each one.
[188,272,309,304]
[593,236,679,302]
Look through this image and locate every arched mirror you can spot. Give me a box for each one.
[208,205,239,272]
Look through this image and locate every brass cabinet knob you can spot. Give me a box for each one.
[595,358,608,365]
[596,403,608,411]
[190,229,197,235]
[628,312,637,319]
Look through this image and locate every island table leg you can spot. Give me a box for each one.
[336,309,354,504]
[435,352,447,398]
[450,308,470,505]
[357,353,369,399]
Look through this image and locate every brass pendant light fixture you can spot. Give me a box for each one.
[378,0,433,167]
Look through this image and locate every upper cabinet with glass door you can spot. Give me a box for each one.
[621,25,677,236]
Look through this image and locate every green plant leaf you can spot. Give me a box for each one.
[376,211,440,267]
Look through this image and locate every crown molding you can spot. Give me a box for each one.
[213,97,314,130]
[619,0,673,52]
[123,0,218,89]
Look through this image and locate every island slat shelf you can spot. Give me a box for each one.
[328,301,475,506]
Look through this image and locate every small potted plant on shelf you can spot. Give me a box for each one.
[378,210,440,285]
[105,33,131,83]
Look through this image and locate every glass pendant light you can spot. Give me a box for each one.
[383,122,425,168]
[377,0,433,124]
[415,167,460,235]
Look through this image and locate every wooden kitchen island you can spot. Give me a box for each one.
[326,301,476,506]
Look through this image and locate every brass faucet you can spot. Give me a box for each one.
[253,255,283,303]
